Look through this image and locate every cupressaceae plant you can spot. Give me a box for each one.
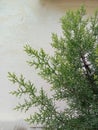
[8,7,98,130]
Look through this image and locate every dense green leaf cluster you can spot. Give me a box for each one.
[8,7,98,129]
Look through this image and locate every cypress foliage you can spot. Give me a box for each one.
[8,7,98,130]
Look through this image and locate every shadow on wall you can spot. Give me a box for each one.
[39,0,98,13]
[40,0,85,11]
[39,0,72,12]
